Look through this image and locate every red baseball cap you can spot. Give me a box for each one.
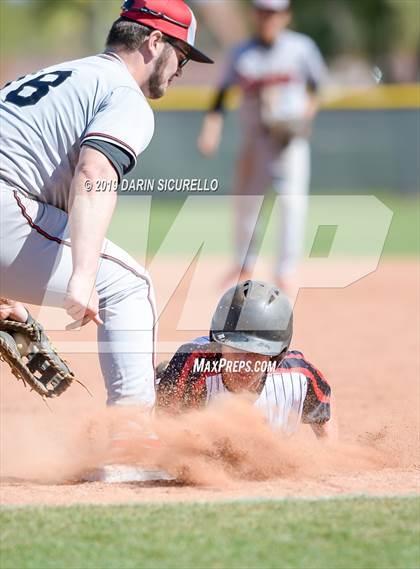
[121,0,213,64]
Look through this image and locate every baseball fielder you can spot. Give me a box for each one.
[157,280,334,440]
[0,0,213,405]
[198,0,327,289]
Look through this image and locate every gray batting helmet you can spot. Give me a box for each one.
[210,280,293,357]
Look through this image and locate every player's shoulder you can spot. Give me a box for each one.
[275,349,330,390]
[174,336,217,358]
[44,54,114,80]
[282,348,305,361]
[230,38,261,60]
[58,54,148,100]
[161,337,218,383]
[280,29,319,50]
[275,350,318,374]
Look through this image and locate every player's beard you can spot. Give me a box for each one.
[148,47,173,99]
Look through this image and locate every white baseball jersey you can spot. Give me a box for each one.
[157,337,331,436]
[218,30,327,129]
[0,52,154,212]
[202,368,308,435]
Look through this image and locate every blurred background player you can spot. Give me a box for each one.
[198,0,328,290]
[157,280,335,441]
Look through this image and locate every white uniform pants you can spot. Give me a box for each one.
[0,185,156,407]
[233,133,310,279]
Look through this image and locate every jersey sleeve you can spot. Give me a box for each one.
[156,343,208,412]
[220,44,243,89]
[301,358,331,424]
[284,351,331,424]
[82,139,132,182]
[302,38,328,93]
[81,86,154,173]
[210,44,242,113]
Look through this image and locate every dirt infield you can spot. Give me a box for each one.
[1,258,419,506]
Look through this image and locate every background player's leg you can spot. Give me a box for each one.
[271,137,311,283]
[0,188,155,407]
[232,133,273,277]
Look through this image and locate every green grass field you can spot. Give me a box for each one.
[108,192,419,259]
[1,497,419,569]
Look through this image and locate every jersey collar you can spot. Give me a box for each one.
[101,51,126,66]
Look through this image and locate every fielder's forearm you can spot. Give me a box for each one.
[210,86,229,114]
[69,148,118,279]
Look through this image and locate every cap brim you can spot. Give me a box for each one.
[186,44,214,64]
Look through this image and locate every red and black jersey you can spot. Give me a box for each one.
[156,337,331,433]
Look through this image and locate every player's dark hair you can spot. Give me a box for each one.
[106,17,152,52]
